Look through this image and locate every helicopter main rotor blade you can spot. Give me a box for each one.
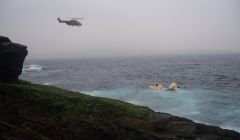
[68,17,84,20]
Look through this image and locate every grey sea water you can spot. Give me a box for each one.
[21,55,240,132]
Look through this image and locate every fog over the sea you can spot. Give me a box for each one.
[1,0,240,59]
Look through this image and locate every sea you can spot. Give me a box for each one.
[21,54,240,132]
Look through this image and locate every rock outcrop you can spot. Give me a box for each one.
[0,36,28,82]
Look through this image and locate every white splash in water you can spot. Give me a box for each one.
[42,82,54,85]
[23,65,44,72]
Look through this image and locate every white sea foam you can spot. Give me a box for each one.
[42,82,54,85]
[23,65,44,72]
[128,100,141,105]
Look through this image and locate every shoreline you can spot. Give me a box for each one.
[83,87,240,133]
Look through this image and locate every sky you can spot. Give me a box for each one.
[1,0,240,59]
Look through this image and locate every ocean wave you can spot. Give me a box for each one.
[42,82,54,85]
[23,64,44,72]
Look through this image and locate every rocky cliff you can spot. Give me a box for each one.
[0,36,28,82]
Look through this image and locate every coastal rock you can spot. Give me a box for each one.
[0,36,28,82]
[152,115,240,139]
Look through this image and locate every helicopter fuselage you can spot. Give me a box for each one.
[57,18,81,27]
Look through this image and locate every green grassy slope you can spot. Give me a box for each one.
[0,81,239,140]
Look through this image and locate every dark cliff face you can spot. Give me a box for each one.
[0,36,28,82]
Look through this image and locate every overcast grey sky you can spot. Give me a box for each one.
[1,0,240,59]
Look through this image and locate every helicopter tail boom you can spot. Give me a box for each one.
[57,18,63,23]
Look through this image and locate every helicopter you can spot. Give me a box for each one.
[57,17,83,27]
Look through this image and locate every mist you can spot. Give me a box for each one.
[1,0,240,59]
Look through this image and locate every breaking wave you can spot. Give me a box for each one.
[23,65,44,72]
[42,82,55,85]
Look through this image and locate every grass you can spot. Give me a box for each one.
[0,80,156,140]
